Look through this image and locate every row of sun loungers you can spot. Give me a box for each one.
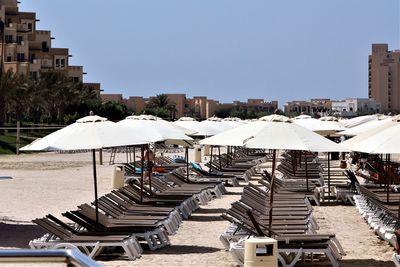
[219,176,345,266]
[30,169,228,261]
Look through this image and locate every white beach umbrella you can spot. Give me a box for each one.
[199,118,233,134]
[117,115,193,146]
[20,114,149,224]
[173,117,220,136]
[244,115,347,152]
[199,121,266,146]
[293,115,346,136]
[339,116,392,137]
[341,116,400,154]
[243,115,347,236]
[340,114,385,129]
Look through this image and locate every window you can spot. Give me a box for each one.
[17,53,25,62]
[42,41,48,52]
[60,58,65,68]
[27,23,32,30]
[55,58,60,68]
[73,77,80,83]
[5,35,13,43]
[6,56,12,62]
[16,36,23,45]
[30,53,36,63]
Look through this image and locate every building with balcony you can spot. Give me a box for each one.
[0,0,99,92]
[369,44,400,113]
[284,99,331,115]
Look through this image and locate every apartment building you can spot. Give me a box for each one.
[0,0,99,92]
[369,44,400,113]
[100,92,278,120]
[284,99,331,114]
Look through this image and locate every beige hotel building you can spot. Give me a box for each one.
[0,0,100,92]
[369,43,400,113]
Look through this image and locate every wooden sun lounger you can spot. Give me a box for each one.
[31,217,142,260]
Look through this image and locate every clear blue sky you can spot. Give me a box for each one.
[20,0,400,107]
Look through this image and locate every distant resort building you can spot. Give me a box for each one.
[331,98,381,117]
[369,44,400,113]
[285,98,381,117]
[100,93,278,120]
[0,0,101,93]
[284,99,332,115]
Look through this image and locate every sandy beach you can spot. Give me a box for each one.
[0,151,396,266]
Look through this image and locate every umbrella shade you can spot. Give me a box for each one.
[117,116,193,146]
[20,115,148,151]
[20,115,150,226]
[201,115,348,152]
[244,119,348,152]
[338,116,392,137]
[342,122,400,154]
[341,115,400,152]
[339,114,384,129]
[173,117,220,136]
[199,121,266,146]
[293,116,346,136]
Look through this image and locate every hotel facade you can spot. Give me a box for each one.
[0,0,100,92]
[369,43,400,113]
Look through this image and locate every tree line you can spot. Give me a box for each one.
[0,70,129,129]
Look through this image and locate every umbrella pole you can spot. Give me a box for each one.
[328,152,331,203]
[126,147,129,163]
[140,145,144,203]
[305,152,309,192]
[291,151,296,175]
[92,149,99,226]
[386,154,389,204]
[133,146,136,165]
[218,146,222,171]
[209,146,213,173]
[186,146,189,182]
[268,149,277,237]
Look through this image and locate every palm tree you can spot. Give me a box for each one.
[148,94,170,109]
[0,70,22,133]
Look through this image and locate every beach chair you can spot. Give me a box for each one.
[30,216,142,260]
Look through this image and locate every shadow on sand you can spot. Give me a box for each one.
[309,258,394,267]
[143,245,221,255]
[188,215,223,222]
[0,222,45,248]
[194,208,226,214]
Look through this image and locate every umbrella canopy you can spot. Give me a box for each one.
[339,115,392,137]
[117,115,193,146]
[20,114,151,225]
[199,118,234,134]
[20,115,148,151]
[199,121,266,146]
[200,114,347,152]
[173,117,220,136]
[244,115,347,152]
[341,115,400,154]
[339,114,384,129]
[293,115,346,136]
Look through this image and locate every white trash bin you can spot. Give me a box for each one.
[194,146,202,163]
[112,164,125,189]
[244,237,278,267]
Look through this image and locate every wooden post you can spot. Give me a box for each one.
[16,121,20,155]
